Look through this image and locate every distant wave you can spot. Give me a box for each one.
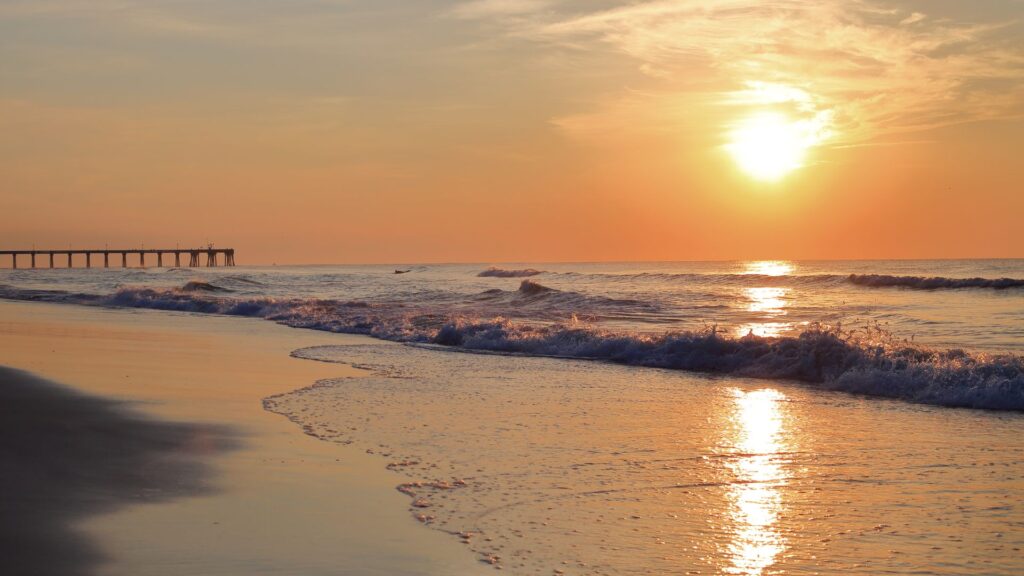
[221,275,266,286]
[542,270,1024,291]
[552,271,841,285]
[475,279,557,299]
[179,280,231,293]
[516,279,554,296]
[478,267,544,278]
[470,280,658,320]
[0,283,1019,411]
[848,274,1024,290]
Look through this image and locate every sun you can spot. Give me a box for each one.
[726,113,810,181]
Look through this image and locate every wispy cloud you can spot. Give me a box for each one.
[460,0,1024,142]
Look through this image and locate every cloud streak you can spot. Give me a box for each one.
[451,0,552,20]
[459,0,1024,143]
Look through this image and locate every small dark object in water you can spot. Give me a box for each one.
[394,269,411,275]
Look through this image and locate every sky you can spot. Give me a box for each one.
[1,0,1022,264]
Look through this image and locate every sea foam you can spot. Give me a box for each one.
[2,280,1018,411]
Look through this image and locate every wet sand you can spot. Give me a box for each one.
[0,300,486,576]
[0,366,236,576]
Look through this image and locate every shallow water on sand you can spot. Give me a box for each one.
[266,342,1024,576]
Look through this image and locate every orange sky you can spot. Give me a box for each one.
[1,1,1022,264]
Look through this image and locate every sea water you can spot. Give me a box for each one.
[2,260,1023,573]
[2,260,1022,409]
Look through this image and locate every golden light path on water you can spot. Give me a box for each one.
[745,261,793,277]
[724,388,791,575]
[737,261,795,338]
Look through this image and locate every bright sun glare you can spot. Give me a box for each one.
[726,112,829,181]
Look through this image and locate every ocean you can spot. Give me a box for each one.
[2,259,1022,410]
[1,259,1023,574]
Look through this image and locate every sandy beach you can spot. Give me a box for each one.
[0,299,486,576]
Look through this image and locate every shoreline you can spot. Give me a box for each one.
[1,273,1021,411]
[0,299,486,576]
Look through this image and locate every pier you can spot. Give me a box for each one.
[1,248,236,269]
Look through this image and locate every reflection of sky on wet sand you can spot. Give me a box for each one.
[724,388,789,575]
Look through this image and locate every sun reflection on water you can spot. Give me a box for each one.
[744,261,794,277]
[736,286,792,338]
[724,388,790,575]
[746,287,787,314]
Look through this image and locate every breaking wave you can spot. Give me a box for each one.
[180,280,231,293]
[516,279,554,296]
[429,321,1023,411]
[478,267,545,278]
[0,283,1020,411]
[470,281,659,322]
[848,274,1024,290]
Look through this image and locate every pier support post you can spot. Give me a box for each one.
[104,253,109,268]
[11,254,16,269]
[67,253,72,268]
[175,252,181,267]
[31,253,35,268]
[157,253,163,267]
[140,253,145,267]
[49,253,54,268]
[86,253,91,268]
[122,253,127,268]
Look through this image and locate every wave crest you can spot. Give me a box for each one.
[2,284,1021,411]
[517,279,555,296]
[426,321,1024,411]
[478,267,544,278]
[180,280,231,293]
[848,274,1024,290]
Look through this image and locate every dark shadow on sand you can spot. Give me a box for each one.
[0,366,238,576]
